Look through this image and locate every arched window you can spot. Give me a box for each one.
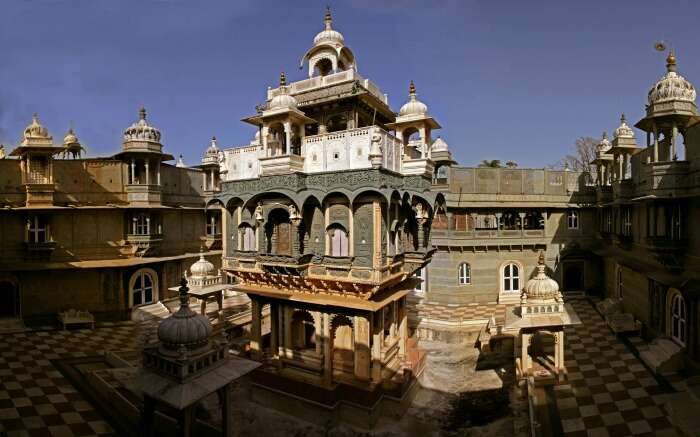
[671,293,687,346]
[503,263,520,292]
[413,267,426,293]
[130,269,156,307]
[458,263,471,285]
[328,225,349,257]
[240,226,256,251]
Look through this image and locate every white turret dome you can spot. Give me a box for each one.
[189,253,216,278]
[62,127,79,145]
[613,114,635,139]
[399,81,428,117]
[523,253,560,300]
[596,132,611,155]
[123,107,161,142]
[157,278,212,356]
[313,7,344,46]
[648,52,696,106]
[431,137,449,152]
[269,72,298,110]
[23,114,51,140]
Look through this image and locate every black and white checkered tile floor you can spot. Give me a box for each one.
[554,298,680,437]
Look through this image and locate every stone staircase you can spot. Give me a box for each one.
[130,301,171,322]
[638,337,684,375]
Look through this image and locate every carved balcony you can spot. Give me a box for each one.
[126,184,162,207]
[125,233,162,257]
[24,241,57,259]
[256,253,314,274]
[647,161,690,197]
[259,154,305,176]
[25,183,55,207]
[431,229,546,247]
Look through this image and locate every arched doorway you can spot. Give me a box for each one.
[291,310,316,351]
[0,281,19,318]
[563,261,584,291]
[265,208,292,256]
[331,315,354,374]
[668,290,687,346]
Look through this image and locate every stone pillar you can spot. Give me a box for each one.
[261,126,269,156]
[373,200,382,269]
[178,405,193,437]
[270,304,278,358]
[354,315,371,381]
[283,307,292,358]
[250,298,262,360]
[653,124,659,162]
[145,160,150,185]
[671,122,678,160]
[219,385,233,437]
[141,395,156,436]
[495,212,502,233]
[518,212,526,235]
[323,313,332,385]
[283,121,291,155]
[131,158,136,184]
[521,332,531,375]
[398,298,408,358]
[202,172,207,191]
[370,312,382,382]
[156,163,161,186]
[446,211,454,232]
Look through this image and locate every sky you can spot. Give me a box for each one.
[1,0,700,168]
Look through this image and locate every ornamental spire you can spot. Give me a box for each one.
[324,5,332,30]
[139,106,147,121]
[409,80,416,96]
[666,50,677,73]
[279,71,287,86]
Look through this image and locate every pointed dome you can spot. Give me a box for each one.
[23,114,51,141]
[202,136,221,166]
[157,278,213,357]
[399,81,428,117]
[648,51,696,106]
[313,7,345,47]
[614,114,635,139]
[123,107,161,142]
[269,72,298,110]
[62,127,79,145]
[523,253,560,300]
[431,137,449,152]
[189,253,216,278]
[596,131,611,155]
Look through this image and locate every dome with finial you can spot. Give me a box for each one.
[62,127,79,146]
[123,107,162,143]
[613,114,635,139]
[399,81,428,117]
[313,6,345,47]
[596,131,611,155]
[523,252,560,300]
[648,51,696,106]
[176,155,186,168]
[157,277,212,356]
[269,72,298,110]
[189,253,216,278]
[431,136,449,152]
[23,114,51,141]
[202,136,221,166]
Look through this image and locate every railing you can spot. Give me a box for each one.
[267,70,388,105]
[126,233,163,243]
[432,229,545,240]
[645,236,687,252]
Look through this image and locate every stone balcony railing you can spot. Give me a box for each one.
[266,69,388,105]
[431,228,546,246]
[126,184,162,206]
[126,233,163,257]
[645,161,691,195]
[259,154,305,176]
[645,236,687,253]
[24,240,57,258]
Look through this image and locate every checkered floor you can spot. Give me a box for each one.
[554,298,680,437]
[410,297,507,324]
[0,324,144,437]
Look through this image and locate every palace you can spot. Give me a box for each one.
[1,6,700,432]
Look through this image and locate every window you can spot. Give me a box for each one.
[503,263,520,292]
[131,270,155,307]
[241,226,256,251]
[27,215,49,243]
[458,263,471,285]
[616,266,623,299]
[567,210,579,229]
[206,211,220,236]
[671,293,687,346]
[329,225,349,257]
[133,213,150,235]
[413,267,426,293]
[622,208,632,236]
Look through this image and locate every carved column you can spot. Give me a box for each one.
[671,122,678,160]
[323,313,332,385]
[283,121,291,155]
[398,298,408,358]
[145,160,150,185]
[270,304,278,358]
[131,158,136,184]
[283,307,292,358]
[354,315,371,381]
[519,212,526,236]
[653,122,659,162]
[250,298,262,360]
[370,312,382,382]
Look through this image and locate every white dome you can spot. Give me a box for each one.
[176,155,186,168]
[202,136,221,165]
[523,253,559,300]
[63,127,79,145]
[190,254,216,277]
[648,52,696,105]
[596,132,611,154]
[23,114,50,140]
[313,7,344,46]
[431,137,449,152]
[123,107,161,142]
[613,114,635,139]
[399,81,428,117]
[269,72,297,110]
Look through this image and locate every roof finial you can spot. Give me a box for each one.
[139,106,147,121]
[409,80,416,96]
[32,113,39,123]
[620,113,626,124]
[178,276,189,308]
[279,71,287,87]
[666,50,677,72]
[324,5,332,30]
[537,251,545,268]
[602,131,608,140]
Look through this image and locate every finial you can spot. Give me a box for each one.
[620,113,626,124]
[602,131,608,140]
[178,276,189,307]
[409,80,416,96]
[139,106,147,121]
[538,251,545,265]
[32,113,39,123]
[279,71,287,87]
[666,50,677,72]
[324,5,332,29]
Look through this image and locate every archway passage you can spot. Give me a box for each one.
[265,208,292,256]
[0,281,19,318]
[563,261,584,291]
[332,316,354,374]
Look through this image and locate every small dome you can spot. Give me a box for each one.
[269,72,298,110]
[399,81,428,117]
[613,114,635,139]
[23,114,51,140]
[523,253,559,300]
[123,107,161,143]
[63,127,79,145]
[596,131,611,154]
[157,278,213,354]
[202,136,221,165]
[648,52,696,106]
[313,7,344,47]
[190,253,216,277]
[431,137,449,152]
[176,155,186,168]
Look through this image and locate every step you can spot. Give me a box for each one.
[131,301,171,322]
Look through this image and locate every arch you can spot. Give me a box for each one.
[667,289,687,346]
[331,314,354,373]
[265,207,292,255]
[205,198,225,210]
[321,190,352,206]
[291,310,316,350]
[458,262,471,285]
[327,223,349,257]
[0,281,19,318]
[238,223,256,251]
[128,268,159,308]
[501,261,522,292]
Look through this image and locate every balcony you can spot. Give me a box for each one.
[25,183,55,207]
[266,69,388,105]
[645,236,687,253]
[203,233,222,250]
[126,233,162,257]
[646,161,690,196]
[259,154,305,176]
[431,229,546,247]
[24,241,57,259]
[126,184,161,206]
[612,180,634,199]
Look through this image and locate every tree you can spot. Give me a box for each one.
[478,159,502,168]
[505,161,518,168]
[552,137,598,174]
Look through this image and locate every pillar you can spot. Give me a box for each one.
[156,163,161,186]
[671,122,678,160]
[261,126,269,156]
[141,395,156,436]
[653,124,659,162]
[283,121,292,155]
[518,212,526,235]
[398,298,408,357]
[354,315,371,380]
[202,172,207,191]
[521,332,531,375]
[270,304,278,358]
[323,313,332,385]
[370,312,382,382]
[131,158,136,184]
[250,298,262,360]
[178,406,193,437]
[219,385,233,437]
[145,160,150,185]
[283,307,292,358]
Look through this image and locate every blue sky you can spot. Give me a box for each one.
[1,0,699,168]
